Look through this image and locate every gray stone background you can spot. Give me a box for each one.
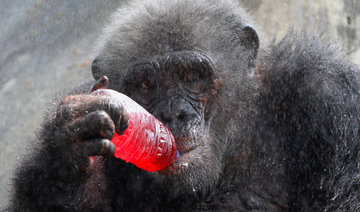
[0,0,359,208]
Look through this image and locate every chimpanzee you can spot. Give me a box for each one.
[9,0,360,211]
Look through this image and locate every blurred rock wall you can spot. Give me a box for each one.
[242,0,360,63]
[0,0,359,208]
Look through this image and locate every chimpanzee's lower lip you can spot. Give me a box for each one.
[177,148,193,155]
[175,148,192,160]
[174,136,200,154]
[175,142,198,155]
[158,137,208,174]
[176,150,181,158]
[157,146,199,175]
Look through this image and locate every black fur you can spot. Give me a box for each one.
[260,32,360,211]
[9,0,360,211]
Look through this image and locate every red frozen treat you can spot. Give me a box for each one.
[92,89,177,172]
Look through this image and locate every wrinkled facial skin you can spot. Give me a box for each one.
[102,51,222,193]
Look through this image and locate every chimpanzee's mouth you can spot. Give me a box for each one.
[176,144,196,156]
[158,136,207,175]
[174,136,202,155]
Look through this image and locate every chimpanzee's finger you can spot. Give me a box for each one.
[66,110,115,140]
[81,138,116,157]
[58,94,128,135]
[91,75,109,92]
[118,110,129,135]
[108,97,129,135]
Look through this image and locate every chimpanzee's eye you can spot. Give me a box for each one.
[182,68,210,94]
[141,80,154,89]
[124,62,158,105]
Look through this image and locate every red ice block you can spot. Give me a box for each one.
[92,89,177,172]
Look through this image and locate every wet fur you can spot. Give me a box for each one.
[10,0,360,211]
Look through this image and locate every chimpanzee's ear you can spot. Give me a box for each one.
[242,25,259,57]
[91,57,102,80]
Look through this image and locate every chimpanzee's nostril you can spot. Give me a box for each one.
[156,99,199,125]
[177,112,186,121]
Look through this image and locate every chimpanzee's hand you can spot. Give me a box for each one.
[53,93,129,170]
